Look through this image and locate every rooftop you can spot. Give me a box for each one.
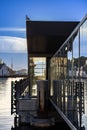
[26,20,79,57]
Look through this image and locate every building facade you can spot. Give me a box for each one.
[0,63,10,76]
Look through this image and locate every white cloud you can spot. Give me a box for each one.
[0,36,27,53]
[0,27,26,32]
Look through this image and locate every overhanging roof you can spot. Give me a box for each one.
[26,20,79,57]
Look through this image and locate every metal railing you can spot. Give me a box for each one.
[11,78,29,115]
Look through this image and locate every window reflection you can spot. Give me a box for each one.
[29,57,46,96]
[50,17,87,128]
[80,20,87,78]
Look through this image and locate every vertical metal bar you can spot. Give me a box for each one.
[71,36,74,123]
[11,81,13,115]
[46,57,48,80]
[63,48,65,113]
[78,28,82,130]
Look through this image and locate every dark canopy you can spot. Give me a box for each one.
[26,20,79,57]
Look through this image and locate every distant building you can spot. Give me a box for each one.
[0,63,10,76]
[15,69,28,75]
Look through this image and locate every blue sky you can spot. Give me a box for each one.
[0,0,87,70]
[0,0,87,28]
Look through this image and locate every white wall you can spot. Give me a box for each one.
[0,64,10,76]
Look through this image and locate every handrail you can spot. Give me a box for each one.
[11,78,29,115]
[49,98,77,130]
[53,14,87,57]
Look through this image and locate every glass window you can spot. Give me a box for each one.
[67,41,73,79]
[80,20,87,78]
[29,57,46,96]
[73,32,79,79]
